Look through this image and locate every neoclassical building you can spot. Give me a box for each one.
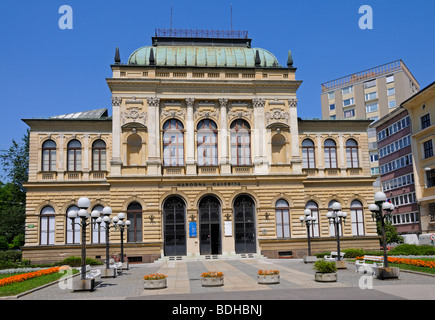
[22,30,379,263]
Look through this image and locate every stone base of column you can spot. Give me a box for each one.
[186,163,197,175]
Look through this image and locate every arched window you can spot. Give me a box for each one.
[127,134,142,165]
[40,206,55,245]
[197,120,218,166]
[328,201,343,236]
[67,139,82,171]
[351,200,365,236]
[92,140,106,171]
[275,199,290,238]
[91,205,105,243]
[163,119,184,166]
[346,139,359,168]
[42,140,56,171]
[66,205,80,244]
[127,202,142,242]
[302,139,315,169]
[324,139,337,168]
[230,120,251,166]
[305,201,320,237]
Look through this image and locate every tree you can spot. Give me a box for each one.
[376,220,404,245]
[0,130,29,247]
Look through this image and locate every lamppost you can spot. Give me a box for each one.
[326,202,347,264]
[368,191,395,269]
[114,212,130,269]
[299,209,316,260]
[95,206,119,278]
[67,197,100,289]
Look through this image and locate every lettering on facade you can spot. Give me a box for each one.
[176,182,241,187]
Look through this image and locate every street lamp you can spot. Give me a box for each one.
[114,212,131,269]
[369,191,395,268]
[326,202,347,262]
[299,208,316,257]
[67,197,99,281]
[95,206,119,278]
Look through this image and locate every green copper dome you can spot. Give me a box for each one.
[128,45,281,68]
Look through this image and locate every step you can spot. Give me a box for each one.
[155,253,266,263]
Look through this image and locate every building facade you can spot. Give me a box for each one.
[320,60,420,184]
[402,81,435,236]
[22,31,379,264]
[370,107,420,236]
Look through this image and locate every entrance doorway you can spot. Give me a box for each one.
[199,196,221,255]
[233,195,256,254]
[163,196,187,256]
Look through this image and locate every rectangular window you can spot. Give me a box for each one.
[421,114,431,130]
[387,87,396,96]
[389,100,396,108]
[344,108,355,118]
[427,169,435,188]
[342,86,353,95]
[343,98,355,107]
[365,91,378,101]
[364,79,377,88]
[328,92,335,100]
[366,103,379,113]
[424,140,434,159]
[329,104,335,111]
[386,75,395,83]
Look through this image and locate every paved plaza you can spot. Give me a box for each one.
[14,258,435,301]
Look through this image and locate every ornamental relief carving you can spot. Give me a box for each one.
[160,108,186,120]
[227,110,252,121]
[265,108,290,125]
[121,107,147,126]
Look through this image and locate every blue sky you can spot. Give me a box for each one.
[0,0,434,175]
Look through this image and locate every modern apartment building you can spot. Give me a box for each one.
[321,60,420,184]
[402,81,435,237]
[370,107,420,236]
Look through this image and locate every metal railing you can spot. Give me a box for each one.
[155,28,249,39]
[321,60,403,93]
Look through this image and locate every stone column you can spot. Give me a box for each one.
[110,97,122,176]
[289,98,302,174]
[253,98,268,174]
[185,98,196,175]
[146,97,161,175]
[219,98,231,174]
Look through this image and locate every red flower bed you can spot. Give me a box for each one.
[356,256,435,269]
[0,267,61,287]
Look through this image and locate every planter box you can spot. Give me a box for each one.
[201,276,224,287]
[374,267,400,280]
[144,278,167,290]
[335,260,347,269]
[72,278,95,291]
[257,274,280,284]
[314,272,337,282]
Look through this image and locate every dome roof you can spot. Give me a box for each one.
[127,45,281,68]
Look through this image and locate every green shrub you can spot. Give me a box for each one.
[0,237,9,251]
[342,248,364,258]
[313,259,337,273]
[389,244,435,256]
[54,256,103,267]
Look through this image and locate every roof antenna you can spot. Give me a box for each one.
[230,3,233,32]
[170,2,173,33]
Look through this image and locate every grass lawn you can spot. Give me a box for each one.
[388,261,435,275]
[0,269,78,297]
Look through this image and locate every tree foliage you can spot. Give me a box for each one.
[0,130,29,248]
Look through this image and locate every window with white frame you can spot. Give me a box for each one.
[365,91,377,101]
[305,201,320,237]
[328,92,335,100]
[350,200,365,236]
[389,100,397,108]
[40,206,55,245]
[387,87,396,96]
[344,109,355,118]
[386,75,394,83]
[342,86,353,95]
[275,199,290,238]
[366,103,379,113]
[343,98,355,107]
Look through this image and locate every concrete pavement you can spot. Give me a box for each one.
[16,258,435,301]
